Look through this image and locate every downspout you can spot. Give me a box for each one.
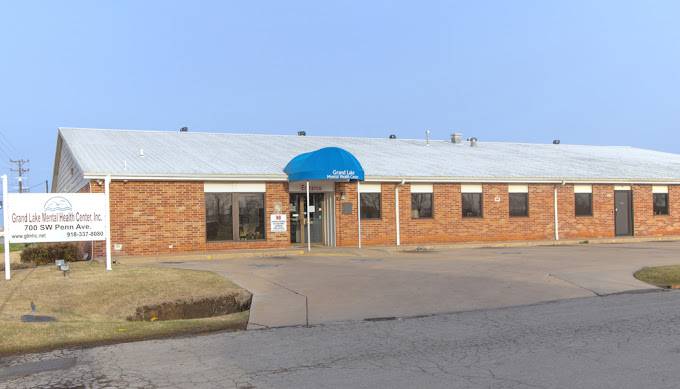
[554,181,565,241]
[395,179,405,246]
[306,181,311,252]
[553,185,559,241]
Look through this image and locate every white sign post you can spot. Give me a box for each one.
[105,175,112,271]
[3,175,10,280]
[2,175,111,280]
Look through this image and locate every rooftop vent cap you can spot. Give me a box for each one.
[389,134,397,139]
[451,132,463,144]
[179,126,188,132]
[425,129,431,146]
[468,137,478,147]
[139,148,145,157]
[553,139,561,144]
[297,131,306,136]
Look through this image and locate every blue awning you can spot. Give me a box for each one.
[284,147,365,181]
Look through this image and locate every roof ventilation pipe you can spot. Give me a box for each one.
[297,131,306,136]
[468,137,478,147]
[451,132,462,144]
[425,130,431,146]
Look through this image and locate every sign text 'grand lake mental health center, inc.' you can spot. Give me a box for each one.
[6,193,107,243]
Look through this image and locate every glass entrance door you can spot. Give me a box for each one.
[289,193,324,244]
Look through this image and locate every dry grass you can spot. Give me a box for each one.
[634,265,680,288]
[0,261,249,355]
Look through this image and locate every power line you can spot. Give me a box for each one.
[0,131,18,154]
[0,130,17,159]
[10,159,29,193]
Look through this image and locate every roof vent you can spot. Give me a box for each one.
[389,134,397,139]
[468,137,478,147]
[297,130,306,136]
[451,132,462,144]
[139,148,145,157]
[179,126,188,132]
[553,139,560,144]
[425,130,431,146]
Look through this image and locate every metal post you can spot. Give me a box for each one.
[306,181,311,252]
[105,176,112,270]
[357,181,362,248]
[3,175,10,280]
[553,185,559,241]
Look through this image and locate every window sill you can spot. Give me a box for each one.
[207,239,267,243]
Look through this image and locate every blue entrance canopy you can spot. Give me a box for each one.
[284,147,365,181]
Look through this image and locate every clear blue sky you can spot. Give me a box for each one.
[1,1,680,192]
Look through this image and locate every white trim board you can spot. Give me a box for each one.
[204,182,266,193]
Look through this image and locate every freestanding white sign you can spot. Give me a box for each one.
[2,175,112,281]
[6,193,107,243]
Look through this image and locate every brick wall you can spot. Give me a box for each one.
[83,179,680,256]
[90,180,290,257]
[397,183,554,245]
[557,184,615,239]
[633,185,680,236]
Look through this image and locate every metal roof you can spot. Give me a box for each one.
[56,127,680,183]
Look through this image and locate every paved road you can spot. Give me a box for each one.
[161,242,680,328]
[3,290,680,388]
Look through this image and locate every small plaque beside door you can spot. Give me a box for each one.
[342,202,353,215]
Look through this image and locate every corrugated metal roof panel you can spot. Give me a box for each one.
[57,127,680,182]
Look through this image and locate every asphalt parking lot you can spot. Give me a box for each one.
[163,241,680,328]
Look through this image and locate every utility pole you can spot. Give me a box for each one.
[10,159,29,193]
[45,179,49,193]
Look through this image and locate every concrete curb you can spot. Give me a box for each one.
[109,235,680,264]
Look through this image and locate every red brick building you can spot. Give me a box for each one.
[52,128,680,257]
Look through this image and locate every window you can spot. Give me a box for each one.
[411,184,433,218]
[411,193,433,218]
[574,185,593,216]
[360,193,381,219]
[238,194,265,239]
[205,192,265,241]
[653,186,669,215]
[508,185,528,217]
[461,185,483,218]
[206,193,233,241]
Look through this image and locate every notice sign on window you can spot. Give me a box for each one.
[6,193,107,243]
[270,214,287,233]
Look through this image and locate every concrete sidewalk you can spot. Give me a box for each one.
[159,241,680,329]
